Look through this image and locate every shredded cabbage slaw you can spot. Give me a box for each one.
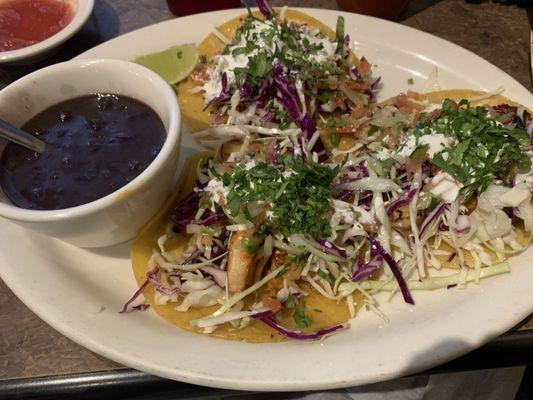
[122,2,533,341]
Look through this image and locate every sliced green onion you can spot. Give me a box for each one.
[335,16,344,41]
[358,262,510,291]
[211,266,283,317]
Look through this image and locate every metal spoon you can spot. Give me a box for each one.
[0,118,46,153]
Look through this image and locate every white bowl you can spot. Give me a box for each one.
[0,0,95,64]
[0,59,181,247]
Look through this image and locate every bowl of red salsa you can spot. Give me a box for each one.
[0,59,181,247]
[0,0,94,63]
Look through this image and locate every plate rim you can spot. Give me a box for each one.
[1,7,532,391]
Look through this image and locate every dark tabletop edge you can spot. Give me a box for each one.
[1,331,531,400]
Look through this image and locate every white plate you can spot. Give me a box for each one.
[1,8,533,391]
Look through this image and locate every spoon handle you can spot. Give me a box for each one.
[0,118,46,153]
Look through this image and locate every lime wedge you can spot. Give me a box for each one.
[134,43,198,84]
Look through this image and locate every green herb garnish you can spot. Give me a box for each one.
[285,293,296,308]
[409,144,429,161]
[407,77,414,85]
[241,236,260,256]
[330,132,340,147]
[294,303,310,328]
[222,157,340,239]
[317,269,332,283]
[420,99,531,200]
[335,16,344,41]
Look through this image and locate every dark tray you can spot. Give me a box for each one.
[1,330,532,400]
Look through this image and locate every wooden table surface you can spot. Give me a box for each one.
[0,0,532,382]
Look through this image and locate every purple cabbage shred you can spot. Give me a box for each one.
[367,236,415,305]
[254,314,346,340]
[350,255,382,282]
[256,0,275,19]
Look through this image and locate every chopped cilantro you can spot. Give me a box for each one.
[285,293,296,308]
[317,268,332,283]
[409,144,429,161]
[293,303,310,328]
[231,42,257,56]
[330,132,340,147]
[407,77,414,85]
[420,99,531,200]
[428,196,440,210]
[241,236,260,256]
[275,265,289,278]
[335,16,345,41]
[221,157,340,239]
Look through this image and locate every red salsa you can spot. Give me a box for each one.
[0,94,167,210]
[0,0,73,52]
[166,0,240,17]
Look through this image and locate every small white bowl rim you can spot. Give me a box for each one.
[0,0,95,62]
[0,58,181,222]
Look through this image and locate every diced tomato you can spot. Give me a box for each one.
[344,81,372,91]
[261,295,282,313]
[332,94,347,111]
[394,93,425,113]
[351,104,371,119]
[219,162,235,173]
[189,64,211,85]
[249,142,263,153]
[430,164,441,175]
[358,57,371,75]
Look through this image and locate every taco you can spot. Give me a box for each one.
[126,88,532,342]
[130,150,358,342]
[177,5,379,137]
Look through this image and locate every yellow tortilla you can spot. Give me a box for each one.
[177,9,336,133]
[132,89,529,341]
[131,151,361,342]
[323,89,527,154]
[324,89,531,269]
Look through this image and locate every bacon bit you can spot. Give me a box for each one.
[430,164,440,176]
[465,195,478,214]
[406,90,422,100]
[493,104,517,115]
[261,295,282,313]
[427,108,442,121]
[249,142,263,153]
[265,252,303,294]
[351,104,371,119]
[382,130,400,149]
[358,57,371,76]
[219,162,235,173]
[344,81,372,91]
[394,93,425,113]
[332,94,347,111]
[189,64,211,85]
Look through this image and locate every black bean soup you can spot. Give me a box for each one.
[0,94,166,210]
